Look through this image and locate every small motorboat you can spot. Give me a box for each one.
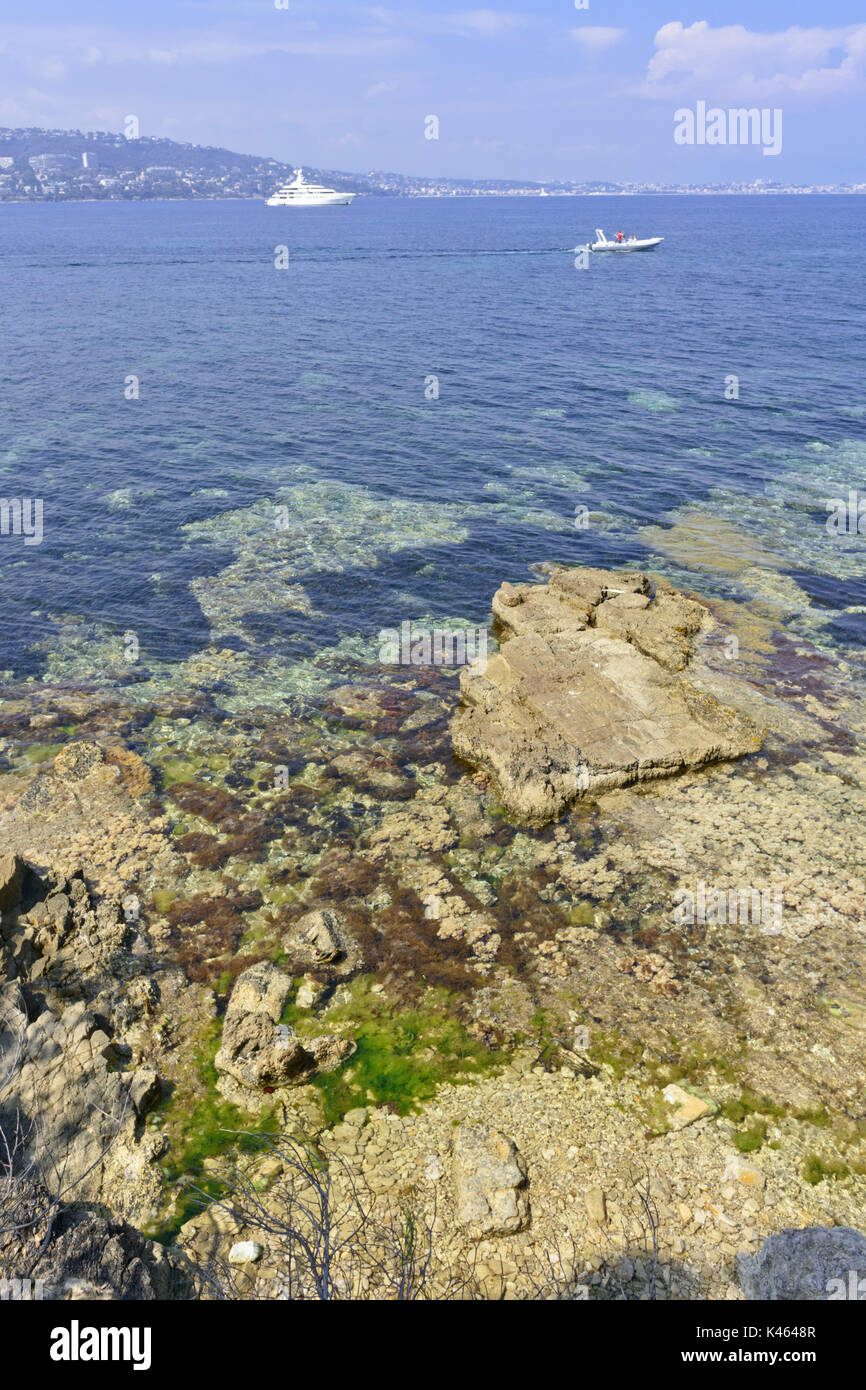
[589,228,663,253]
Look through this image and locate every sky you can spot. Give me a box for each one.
[0,1,864,183]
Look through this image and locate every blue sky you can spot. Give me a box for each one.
[1,1,864,181]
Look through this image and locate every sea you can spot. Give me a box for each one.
[1,193,864,694]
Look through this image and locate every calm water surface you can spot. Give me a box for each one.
[1,195,863,687]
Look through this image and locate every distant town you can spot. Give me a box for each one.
[0,127,862,201]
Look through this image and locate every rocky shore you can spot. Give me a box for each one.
[2,562,865,1300]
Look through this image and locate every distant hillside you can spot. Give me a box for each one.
[0,127,559,200]
[0,127,372,185]
[0,128,270,173]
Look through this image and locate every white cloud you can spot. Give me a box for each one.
[145,34,408,63]
[365,78,398,99]
[642,21,866,99]
[569,27,625,53]
[444,11,529,37]
[0,24,410,76]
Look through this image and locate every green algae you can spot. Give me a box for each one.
[793,1106,833,1129]
[151,1019,278,1237]
[802,1154,851,1185]
[721,1090,786,1125]
[160,755,232,787]
[17,741,67,765]
[587,1030,645,1081]
[283,979,501,1125]
[733,1121,768,1154]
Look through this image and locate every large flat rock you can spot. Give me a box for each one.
[452,566,761,823]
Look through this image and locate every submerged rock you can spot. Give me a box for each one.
[281,907,361,975]
[452,566,761,822]
[52,739,106,781]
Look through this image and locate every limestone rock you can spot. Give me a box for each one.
[452,565,761,823]
[227,959,292,1022]
[214,959,353,1101]
[662,1083,714,1129]
[0,866,166,1228]
[452,1123,529,1238]
[284,908,344,963]
[584,1186,608,1224]
[128,1067,161,1119]
[724,1154,765,1191]
[0,852,24,913]
[296,975,327,1010]
[215,961,308,1092]
[737,1226,866,1300]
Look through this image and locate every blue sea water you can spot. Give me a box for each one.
[1,194,864,686]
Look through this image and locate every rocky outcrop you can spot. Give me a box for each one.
[0,853,23,912]
[214,960,354,1108]
[452,1123,529,1238]
[452,566,761,822]
[737,1226,866,1300]
[0,858,166,1224]
[0,738,177,903]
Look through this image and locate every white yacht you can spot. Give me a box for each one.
[266,169,355,207]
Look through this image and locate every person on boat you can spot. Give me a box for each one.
[616,231,624,242]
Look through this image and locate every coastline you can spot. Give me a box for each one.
[2,553,864,1298]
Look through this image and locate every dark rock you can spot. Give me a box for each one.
[738,1226,866,1300]
[0,1181,197,1300]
